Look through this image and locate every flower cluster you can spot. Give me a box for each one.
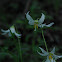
[26,12,62,62]
[1,11,62,62]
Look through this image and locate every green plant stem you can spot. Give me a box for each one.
[12,34,22,62]
[41,29,48,52]
[12,35,19,62]
[18,38,23,62]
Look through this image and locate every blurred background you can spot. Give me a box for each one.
[0,0,62,62]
